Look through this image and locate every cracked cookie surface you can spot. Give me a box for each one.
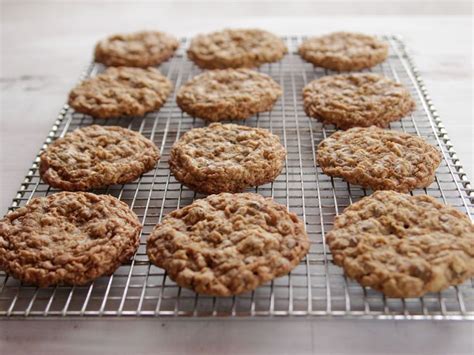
[303,73,415,129]
[327,191,474,298]
[317,127,441,192]
[298,32,388,71]
[176,69,282,121]
[68,67,172,119]
[94,30,179,67]
[169,123,286,194]
[40,125,160,191]
[187,29,287,69]
[0,192,141,287]
[147,192,310,296]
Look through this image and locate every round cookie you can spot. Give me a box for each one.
[316,127,441,192]
[326,191,474,298]
[303,73,415,129]
[0,192,141,287]
[169,123,286,194]
[187,28,288,69]
[298,32,388,71]
[147,192,310,296]
[40,125,160,191]
[94,30,179,67]
[176,69,282,121]
[68,67,172,119]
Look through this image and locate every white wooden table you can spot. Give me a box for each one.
[0,2,473,354]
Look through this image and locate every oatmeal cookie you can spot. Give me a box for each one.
[298,32,388,71]
[94,30,179,67]
[147,192,310,296]
[169,123,286,194]
[316,127,441,192]
[68,67,172,119]
[303,73,415,129]
[0,192,141,287]
[187,28,288,69]
[176,69,282,121]
[40,125,160,191]
[327,191,474,298]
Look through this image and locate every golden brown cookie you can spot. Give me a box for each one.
[303,73,415,129]
[147,192,310,296]
[169,123,286,194]
[0,192,141,287]
[316,127,441,192]
[176,69,282,121]
[327,191,474,298]
[68,67,172,119]
[187,28,288,69]
[298,32,388,71]
[94,30,179,67]
[40,125,160,191]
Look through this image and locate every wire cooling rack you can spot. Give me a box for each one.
[1,36,473,320]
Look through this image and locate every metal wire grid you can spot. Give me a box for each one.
[0,36,473,319]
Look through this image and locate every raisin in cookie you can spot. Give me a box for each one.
[169,123,286,194]
[147,192,310,296]
[327,191,474,298]
[176,69,282,121]
[94,30,179,67]
[187,28,287,69]
[40,125,159,191]
[317,127,441,192]
[0,192,141,287]
[299,32,388,71]
[303,73,415,129]
[68,67,172,119]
